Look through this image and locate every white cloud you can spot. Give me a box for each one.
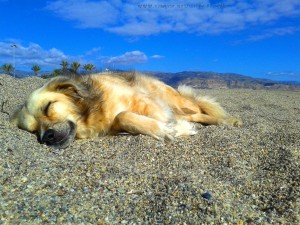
[0,41,102,70]
[46,0,300,36]
[0,41,147,70]
[105,51,148,65]
[151,54,164,59]
[0,42,68,69]
[46,0,119,28]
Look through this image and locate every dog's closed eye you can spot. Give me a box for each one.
[43,102,54,116]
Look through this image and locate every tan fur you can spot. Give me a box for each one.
[10,72,241,148]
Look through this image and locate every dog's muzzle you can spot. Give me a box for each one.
[41,121,76,149]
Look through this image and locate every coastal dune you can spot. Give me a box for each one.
[0,74,299,224]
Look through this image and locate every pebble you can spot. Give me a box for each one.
[201,191,212,200]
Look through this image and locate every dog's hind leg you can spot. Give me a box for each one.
[177,85,242,127]
[111,111,175,141]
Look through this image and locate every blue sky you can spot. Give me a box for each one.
[0,0,300,81]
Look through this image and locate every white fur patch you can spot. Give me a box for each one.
[178,85,217,103]
[157,121,175,142]
[173,119,197,137]
[177,85,195,98]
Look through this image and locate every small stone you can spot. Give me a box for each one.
[57,188,66,196]
[201,191,212,200]
[20,177,28,183]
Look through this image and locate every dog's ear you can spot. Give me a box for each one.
[48,77,88,100]
[56,82,83,100]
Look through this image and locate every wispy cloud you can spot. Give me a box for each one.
[104,51,148,66]
[266,71,300,80]
[84,47,101,56]
[246,27,299,42]
[231,26,299,44]
[46,0,119,28]
[46,0,300,36]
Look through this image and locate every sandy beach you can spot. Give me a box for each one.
[0,74,299,224]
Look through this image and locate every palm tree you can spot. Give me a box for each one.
[1,64,14,75]
[31,65,41,76]
[60,60,69,73]
[50,69,61,78]
[83,63,95,74]
[70,61,81,74]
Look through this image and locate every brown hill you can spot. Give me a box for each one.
[152,71,300,91]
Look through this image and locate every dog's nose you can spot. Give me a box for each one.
[42,129,56,145]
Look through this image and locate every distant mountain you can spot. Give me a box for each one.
[3,70,300,90]
[150,71,300,91]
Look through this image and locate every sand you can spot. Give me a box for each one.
[0,74,299,224]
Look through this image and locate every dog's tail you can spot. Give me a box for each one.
[178,85,227,118]
[177,85,241,127]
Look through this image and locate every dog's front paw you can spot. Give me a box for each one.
[154,123,175,142]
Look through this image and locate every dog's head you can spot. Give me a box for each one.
[10,76,89,149]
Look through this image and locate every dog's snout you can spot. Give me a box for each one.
[39,121,76,148]
[42,129,56,145]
